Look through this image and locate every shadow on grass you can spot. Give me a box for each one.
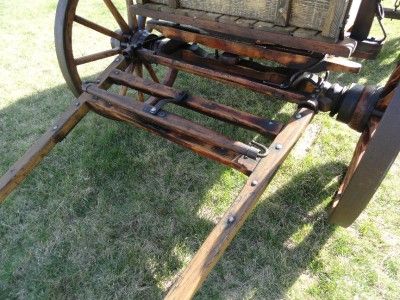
[198,161,342,299]
[1,69,341,299]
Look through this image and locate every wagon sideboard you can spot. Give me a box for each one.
[138,0,357,40]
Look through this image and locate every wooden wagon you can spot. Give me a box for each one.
[1,0,399,298]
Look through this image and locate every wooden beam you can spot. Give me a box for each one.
[134,4,357,57]
[275,0,291,26]
[84,87,260,175]
[165,107,315,299]
[85,85,264,160]
[136,49,307,103]
[0,95,90,203]
[74,15,124,41]
[109,70,284,137]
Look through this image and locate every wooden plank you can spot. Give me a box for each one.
[87,93,257,175]
[322,0,350,39]
[235,18,258,28]
[134,4,357,57]
[165,107,315,300]
[85,85,263,160]
[290,0,330,30]
[151,23,319,68]
[275,0,292,26]
[178,0,279,24]
[136,49,307,102]
[108,70,284,137]
[168,0,179,9]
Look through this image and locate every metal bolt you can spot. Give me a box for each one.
[275,144,283,150]
[114,70,120,75]
[295,113,302,119]
[115,58,120,62]
[75,102,80,107]
[269,121,274,126]
[150,107,157,114]
[279,7,285,14]
[251,180,258,187]
[96,80,100,84]
[228,216,235,224]
[53,125,58,131]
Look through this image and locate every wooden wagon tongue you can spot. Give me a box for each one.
[1,0,399,298]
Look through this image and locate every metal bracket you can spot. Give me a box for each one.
[144,91,189,117]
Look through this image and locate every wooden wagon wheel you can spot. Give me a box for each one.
[55,0,177,98]
[329,65,400,227]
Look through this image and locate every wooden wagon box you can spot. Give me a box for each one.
[138,0,356,40]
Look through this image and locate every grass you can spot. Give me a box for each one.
[0,1,399,299]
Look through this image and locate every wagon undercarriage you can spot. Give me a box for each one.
[1,0,399,299]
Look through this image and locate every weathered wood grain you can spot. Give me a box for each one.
[322,0,350,38]
[108,70,284,137]
[134,4,357,57]
[165,107,315,299]
[141,0,351,38]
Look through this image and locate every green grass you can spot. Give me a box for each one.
[0,1,399,299]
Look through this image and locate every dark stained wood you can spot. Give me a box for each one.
[352,40,383,60]
[119,63,134,96]
[126,0,138,31]
[143,62,160,83]
[180,50,290,84]
[134,63,145,101]
[74,15,124,41]
[103,0,130,33]
[136,49,307,103]
[376,64,400,111]
[87,95,257,175]
[134,4,357,57]
[85,85,264,160]
[384,7,400,20]
[74,48,121,65]
[322,0,350,38]
[109,70,284,137]
[165,107,315,299]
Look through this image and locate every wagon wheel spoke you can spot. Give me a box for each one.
[125,0,138,31]
[143,62,160,83]
[138,16,147,30]
[103,0,130,33]
[119,63,135,96]
[74,48,121,65]
[146,69,179,105]
[73,15,124,41]
[135,63,145,102]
